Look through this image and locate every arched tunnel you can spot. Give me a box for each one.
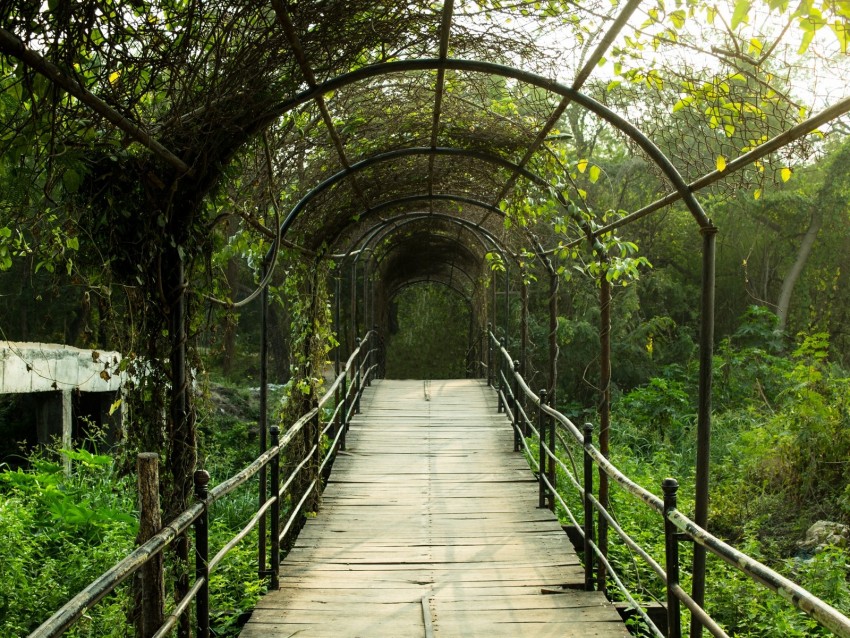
[5,1,850,634]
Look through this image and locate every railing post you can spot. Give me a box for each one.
[313,403,322,496]
[537,389,547,509]
[135,453,164,638]
[355,337,362,414]
[547,403,556,513]
[270,425,281,590]
[194,470,211,638]
[583,423,595,591]
[512,360,521,452]
[663,478,682,638]
[487,323,493,386]
[497,338,506,412]
[340,372,348,451]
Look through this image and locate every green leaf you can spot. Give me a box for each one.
[731,0,751,28]
[576,159,588,173]
[798,29,815,54]
[62,168,82,193]
[672,96,693,112]
[589,165,601,183]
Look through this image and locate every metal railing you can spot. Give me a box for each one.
[489,330,850,638]
[29,331,380,638]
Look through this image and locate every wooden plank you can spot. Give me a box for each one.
[239,379,627,638]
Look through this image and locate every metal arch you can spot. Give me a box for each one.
[338,210,512,267]
[349,217,493,270]
[371,229,481,277]
[389,277,474,308]
[329,194,515,255]
[270,145,556,262]
[263,57,711,230]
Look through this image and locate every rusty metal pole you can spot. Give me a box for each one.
[664,478,682,638]
[334,275,342,443]
[583,423,595,591]
[194,470,211,638]
[691,226,717,638]
[270,425,281,589]
[537,389,548,509]
[487,322,493,386]
[258,276,268,580]
[491,269,498,340]
[597,266,611,593]
[548,270,559,408]
[504,262,510,345]
[350,261,358,349]
[520,275,528,380]
[166,253,193,638]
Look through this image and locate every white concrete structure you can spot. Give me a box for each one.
[0,342,125,467]
[0,342,123,394]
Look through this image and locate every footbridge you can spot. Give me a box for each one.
[30,332,850,638]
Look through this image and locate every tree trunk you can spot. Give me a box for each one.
[776,208,822,333]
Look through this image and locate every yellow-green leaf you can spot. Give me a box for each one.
[577,159,588,173]
[716,155,727,172]
[731,0,751,29]
[754,188,761,200]
[781,167,792,182]
[589,165,601,183]
[108,70,121,84]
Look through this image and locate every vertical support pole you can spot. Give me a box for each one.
[167,254,193,638]
[487,322,493,386]
[334,276,342,443]
[504,262,510,344]
[598,266,611,593]
[664,478,682,638]
[354,337,362,414]
[512,360,521,451]
[497,338,506,413]
[362,257,369,341]
[61,389,72,474]
[340,372,348,451]
[691,226,717,638]
[258,278,268,580]
[547,400,556,513]
[194,470,211,638]
[270,426,281,590]
[583,423,595,591]
[548,269,559,408]
[491,269,497,341]
[135,453,164,638]
[537,389,548,509]
[520,276,528,380]
[478,329,484,379]
[350,262,358,350]
[312,404,321,500]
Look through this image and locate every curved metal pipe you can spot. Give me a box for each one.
[263,58,711,234]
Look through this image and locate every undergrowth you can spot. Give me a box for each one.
[532,308,850,636]
[0,381,282,637]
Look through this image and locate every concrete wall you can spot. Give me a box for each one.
[0,342,123,394]
[0,343,126,466]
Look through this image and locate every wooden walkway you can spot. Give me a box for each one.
[241,379,628,637]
